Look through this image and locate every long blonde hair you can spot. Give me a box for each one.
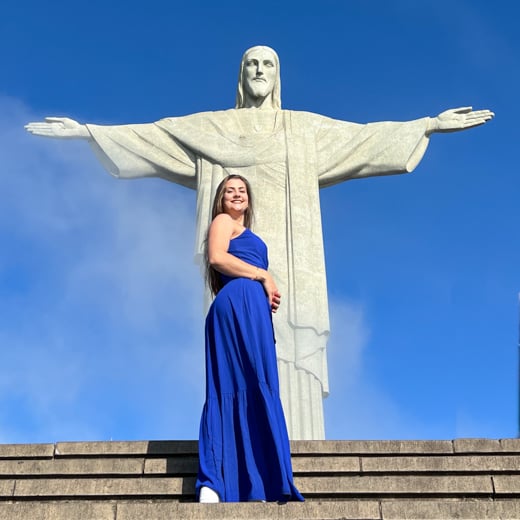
[205,175,255,296]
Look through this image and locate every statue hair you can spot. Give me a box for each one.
[235,45,282,109]
[205,175,255,296]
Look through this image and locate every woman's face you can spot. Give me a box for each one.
[222,178,249,217]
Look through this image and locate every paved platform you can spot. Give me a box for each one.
[0,438,519,519]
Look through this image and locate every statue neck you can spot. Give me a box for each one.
[243,94,275,110]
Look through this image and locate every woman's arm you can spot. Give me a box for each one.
[208,214,281,312]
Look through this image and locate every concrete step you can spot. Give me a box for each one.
[1,499,520,520]
[0,439,519,519]
[0,474,507,499]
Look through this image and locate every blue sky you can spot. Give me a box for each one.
[1,0,518,443]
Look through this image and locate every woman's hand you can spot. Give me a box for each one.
[270,288,282,313]
[258,269,281,313]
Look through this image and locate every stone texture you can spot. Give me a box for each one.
[55,441,149,457]
[362,454,520,473]
[0,480,15,498]
[115,501,381,520]
[453,438,502,453]
[0,443,54,458]
[296,475,494,495]
[492,475,520,494]
[55,440,198,457]
[145,440,198,455]
[500,438,520,452]
[0,502,116,520]
[292,455,360,473]
[144,456,199,475]
[291,440,454,455]
[0,458,144,476]
[382,499,520,519]
[13,477,190,497]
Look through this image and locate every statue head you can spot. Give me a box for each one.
[235,46,281,109]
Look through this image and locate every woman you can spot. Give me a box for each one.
[196,174,304,503]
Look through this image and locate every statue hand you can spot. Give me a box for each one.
[25,117,90,139]
[428,107,494,134]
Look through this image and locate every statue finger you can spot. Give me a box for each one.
[45,117,67,123]
[452,106,473,114]
[25,123,52,132]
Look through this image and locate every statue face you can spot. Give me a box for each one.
[242,48,277,102]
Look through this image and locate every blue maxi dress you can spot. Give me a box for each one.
[196,229,304,503]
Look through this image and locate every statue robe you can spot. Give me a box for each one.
[86,109,430,439]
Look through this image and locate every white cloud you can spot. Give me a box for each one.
[324,297,451,440]
[0,95,205,442]
[326,298,369,387]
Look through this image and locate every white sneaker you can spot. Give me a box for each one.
[199,486,220,503]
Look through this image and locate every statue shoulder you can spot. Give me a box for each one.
[281,109,346,125]
[278,109,361,135]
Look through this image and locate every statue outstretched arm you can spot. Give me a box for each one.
[25,117,91,140]
[427,107,494,135]
[316,105,493,187]
[25,116,197,186]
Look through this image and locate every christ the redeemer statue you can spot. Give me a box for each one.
[26,45,494,440]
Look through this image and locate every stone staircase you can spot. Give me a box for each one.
[0,438,519,519]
